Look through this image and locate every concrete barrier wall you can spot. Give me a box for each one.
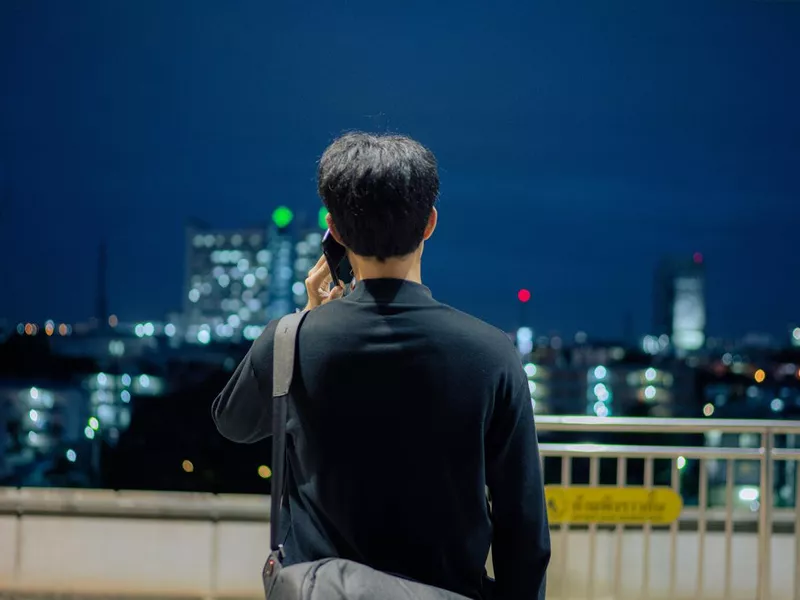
[547,529,794,600]
[0,489,795,600]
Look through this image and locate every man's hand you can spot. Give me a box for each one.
[304,255,344,311]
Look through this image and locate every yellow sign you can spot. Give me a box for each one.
[545,486,683,525]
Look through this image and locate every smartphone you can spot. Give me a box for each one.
[321,229,353,286]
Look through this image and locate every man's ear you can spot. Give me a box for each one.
[325,212,346,246]
[422,207,438,241]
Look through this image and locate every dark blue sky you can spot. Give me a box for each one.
[1,0,798,339]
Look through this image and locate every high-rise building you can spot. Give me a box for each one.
[287,207,328,312]
[183,208,329,341]
[0,383,90,484]
[263,207,299,321]
[184,223,270,344]
[653,254,707,354]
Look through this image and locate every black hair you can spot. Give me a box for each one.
[317,132,439,261]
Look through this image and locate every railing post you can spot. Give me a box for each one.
[758,427,774,600]
[206,519,219,600]
[794,452,800,600]
[13,488,23,586]
[13,513,22,584]
[558,457,571,598]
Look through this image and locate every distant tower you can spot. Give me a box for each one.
[97,241,108,328]
[653,253,706,353]
[265,207,296,321]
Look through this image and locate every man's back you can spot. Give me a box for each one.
[213,278,550,600]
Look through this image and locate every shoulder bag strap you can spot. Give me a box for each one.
[270,309,309,552]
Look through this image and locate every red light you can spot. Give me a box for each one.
[693,252,703,264]
[517,289,531,303]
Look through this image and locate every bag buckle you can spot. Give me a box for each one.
[265,545,285,577]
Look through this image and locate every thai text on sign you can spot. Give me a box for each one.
[545,486,683,525]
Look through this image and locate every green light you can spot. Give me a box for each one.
[272,206,294,229]
[318,207,329,230]
[88,417,99,431]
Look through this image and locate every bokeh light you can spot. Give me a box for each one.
[272,206,294,229]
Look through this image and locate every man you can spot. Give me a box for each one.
[212,133,550,600]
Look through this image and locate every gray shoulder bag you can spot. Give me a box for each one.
[263,310,473,600]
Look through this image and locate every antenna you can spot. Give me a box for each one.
[97,240,108,328]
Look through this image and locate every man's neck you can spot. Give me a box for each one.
[349,253,423,284]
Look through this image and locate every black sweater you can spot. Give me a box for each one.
[212,279,550,600]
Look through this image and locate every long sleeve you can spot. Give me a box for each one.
[211,319,279,443]
[485,354,551,600]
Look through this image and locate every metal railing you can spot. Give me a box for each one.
[0,417,798,599]
[535,416,800,600]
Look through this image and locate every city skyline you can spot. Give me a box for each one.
[4,225,796,349]
[1,212,797,344]
[1,1,798,338]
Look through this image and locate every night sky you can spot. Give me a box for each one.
[1,0,798,339]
